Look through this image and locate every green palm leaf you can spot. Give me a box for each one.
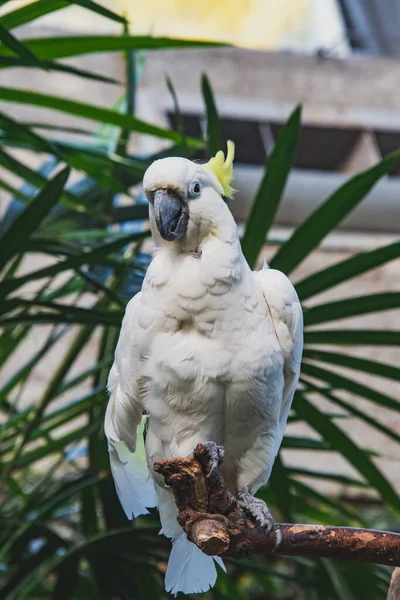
[65,0,126,23]
[303,349,400,382]
[0,23,44,68]
[0,86,202,146]
[0,35,224,61]
[304,330,400,346]
[241,106,301,267]
[294,396,400,511]
[296,242,400,300]
[202,73,223,158]
[0,0,68,30]
[304,293,400,326]
[0,167,70,272]
[271,154,398,274]
[301,361,400,412]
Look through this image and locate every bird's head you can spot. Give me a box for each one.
[143,141,235,251]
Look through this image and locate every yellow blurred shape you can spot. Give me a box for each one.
[115,0,312,49]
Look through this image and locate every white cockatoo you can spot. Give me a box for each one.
[105,142,303,595]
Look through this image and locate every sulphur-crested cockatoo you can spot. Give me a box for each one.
[105,142,303,595]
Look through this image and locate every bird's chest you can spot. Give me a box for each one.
[143,285,280,405]
[141,248,282,414]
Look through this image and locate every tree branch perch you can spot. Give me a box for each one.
[153,443,400,568]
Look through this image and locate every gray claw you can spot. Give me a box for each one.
[237,488,276,532]
[237,488,282,549]
[203,441,224,477]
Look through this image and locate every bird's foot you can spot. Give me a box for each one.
[237,488,277,535]
[202,441,225,478]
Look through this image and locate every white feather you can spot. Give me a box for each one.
[105,404,157,518]
[165,532,225,596]
[254,267,303,444]
[155,481,226,591]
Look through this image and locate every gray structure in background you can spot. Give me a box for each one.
[339,0,400,57]
[137,47,400,234]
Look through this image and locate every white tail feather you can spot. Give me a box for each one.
[165,532,225,596]
[106,399,225,593]
[157,488,226,595]
[105,404,157,518]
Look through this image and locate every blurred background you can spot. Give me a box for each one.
[0,1,399,599]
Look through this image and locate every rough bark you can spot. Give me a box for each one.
[388,568,400,600]
[153,443,400,568]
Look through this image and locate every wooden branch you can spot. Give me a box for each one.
[154,443,400,568]
[388,568,400,600]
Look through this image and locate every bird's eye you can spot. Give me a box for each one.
[189,180,202,198]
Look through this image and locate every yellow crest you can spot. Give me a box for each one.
[204,140,235,198]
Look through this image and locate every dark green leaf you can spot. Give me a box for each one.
[0,329,63,402]
[76,268,125,307]
[0,34,224,61]
[56,357,113,396]
[0,86,202,147]
[294,396,400,511]
[292,480,362,525]
[60,144,147,186]
[304,330,400,346]
[0,306,123,327]
[321,559,356,600]
[0,326,30,370]
[0,167,70,272]
[214,566,246,599]
[1,391,103,451]
[0,476,100,566]
[0,23,44,69]
[5,527,165,600]
[108,23,136,175]
[201,73,223,158]
[110,204,149,222]
[0,55,120,83]
[51,555,79,600]
[23,123,94,135]
[302,377,400,444]
[0,252,23,279]
[40,389,104,435]
[271,154,398,274]
[268,454,293,521]
[0,111,59,155]
[1,538,62,598]
[241,106,301,267]
[303,349,400,382]
[301,361,400,412]
[2,323,96,478]
[0,0,68,30]
[0,232,145,296]
[65,0,126,24]
[282,436,333,451]
[0,148,107,219]
[288,467,367,488]
[23,474,102,524]
[304,293,400,326]
[166,76,188,157]
[15,424,97,469]
[0,176,37,205]
[296,242,400,300]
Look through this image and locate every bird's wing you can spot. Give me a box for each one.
[254,266,303,445]
[105,292,157,518]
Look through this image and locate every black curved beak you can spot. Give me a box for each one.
[153,189,188,241]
